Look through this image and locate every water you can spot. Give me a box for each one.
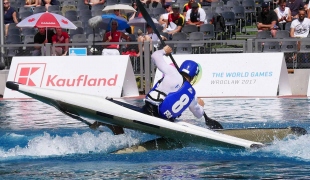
[1,98,310,179]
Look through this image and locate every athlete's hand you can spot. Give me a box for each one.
[163,45,172,55]
[197,98,205,107]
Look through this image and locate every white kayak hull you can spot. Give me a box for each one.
[6,81,306,149]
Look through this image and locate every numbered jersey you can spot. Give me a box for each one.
[158,81,196,120]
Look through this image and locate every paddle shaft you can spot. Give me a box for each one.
[137,0,223,129]
[136,0,179,70]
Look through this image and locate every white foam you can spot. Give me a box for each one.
[5,133,25,138]
[0,131,140,159]
[262,134,310,161]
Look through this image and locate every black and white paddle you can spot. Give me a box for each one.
[136,0,223,129]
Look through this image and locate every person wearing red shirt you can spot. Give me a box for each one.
[165,3,185,35]
[102,20,130,55]
[52,28,69,56]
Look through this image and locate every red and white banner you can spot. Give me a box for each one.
[4,56,139,98]
[153,53,291,97]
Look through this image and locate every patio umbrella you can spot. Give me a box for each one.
[17,12,77,29]
[17,12,77,40]
[88,14,130,55]
[89,14,129,31]
[102,4,136,14]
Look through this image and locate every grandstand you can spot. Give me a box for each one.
[1,0,310,71]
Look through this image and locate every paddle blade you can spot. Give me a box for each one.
[203,112,223,129]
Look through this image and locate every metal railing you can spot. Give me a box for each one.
[1,38,310,94]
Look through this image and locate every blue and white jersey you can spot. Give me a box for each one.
[145,49,204,119]
[158,81,195,119]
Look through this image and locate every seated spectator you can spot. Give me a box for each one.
[32,28,55,56]
[164,3,185,36]
[3,0,19,37]
[185,2,206,27]
[183,0,201,17]
[257,2,279,37]
[84,0,105,6]
[102,20,130,55]
[24,0,40,7]
[287,0,304,19]
[52,28,69,56]
[137,24,167,54]
[274,0,292,30]
[158,2,173,28]
[290,8,310,60]
[41,0,57,6]
[128,1,142,21]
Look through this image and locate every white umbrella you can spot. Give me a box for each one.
[102,4,136,14]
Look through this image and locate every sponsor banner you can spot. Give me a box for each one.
[4,56,139,98]
[153,53,291,97]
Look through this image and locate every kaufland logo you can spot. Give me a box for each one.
[13,63,118,87]
[45,74,118,86]
[14,63,46,87]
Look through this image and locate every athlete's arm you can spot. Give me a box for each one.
[188,97,204,118]
[151,46,177,75]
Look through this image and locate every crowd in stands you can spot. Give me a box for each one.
[3,0,310,58]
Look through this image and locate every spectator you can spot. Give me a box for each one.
[102,20,130,55]
[52,28,69,56]
[164,3,185,36]
[257,2,279,37]
[24,0,40,7]
[185,2,206,27]
[158,2,173,28]
[128,1,142,21]
[274,0,292,30]
[286,0,304,19]
[32,28,55,56]
[42,0,52,10]
[41,0,57,6]
[3,0,19,37]
[183,0,201,17]
[290,8,310,60]
[84,0,105,6]
[113,9,128,20]
[137,24,168,54]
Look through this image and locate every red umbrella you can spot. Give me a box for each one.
[17,12,77,29]
[17,11,77,42]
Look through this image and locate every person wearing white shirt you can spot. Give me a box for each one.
[290,8,310,38]
[185,2,206,27]
[274,0,292,30]
[159,3,173,28]
[290,8,310,61]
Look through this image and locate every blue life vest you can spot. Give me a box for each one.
[145,78,196,120]
[158,81,196,119]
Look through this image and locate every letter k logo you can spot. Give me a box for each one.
[18,67,40,86]
[14,63,46,87]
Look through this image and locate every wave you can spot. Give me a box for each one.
[0,131,141,159]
